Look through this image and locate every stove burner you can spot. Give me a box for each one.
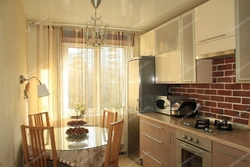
[195,119,210,129]
[214,120,233,131]
[218,124,233,131]
[214,120,227,126]
[182,118,236,134]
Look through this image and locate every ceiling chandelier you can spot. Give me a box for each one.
[84,0,109,47]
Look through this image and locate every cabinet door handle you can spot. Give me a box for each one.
[166,81,179,83]
[141,132,163,144]
[181,144,202,155]
[142,150,162,165]
[215,149,246,162]
[183,80,195,83]
[157,47,178,55]
[199,34,226,43]
[170,133,174,144]
[165,47,178,52]
[141,120,163,130]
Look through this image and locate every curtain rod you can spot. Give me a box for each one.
[28,21,144,33]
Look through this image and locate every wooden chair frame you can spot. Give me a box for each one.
[104,119,124,167]
[28,112,50,127]
[20,125,58,167]
[101,110,118,128]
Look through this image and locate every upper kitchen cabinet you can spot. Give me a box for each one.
[155,17,180,54]
[155,16,181,83]
[235,0,250,83]
[195,0,235,59]
[140,29,156,56]
[155,10,212,84]
[181,11,196,83]
[156,50,182,83]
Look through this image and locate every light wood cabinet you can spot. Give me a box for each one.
[140,117,175,167]
[155,50,182,83]
[181,10,195,83]
[235,0,250,83]
[155,10,212,84]
[140,29,156,56]
[195,0,235,58]
[212,142,250,167]
[155,17,180,54]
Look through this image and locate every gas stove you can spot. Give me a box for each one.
[180,118,245,135]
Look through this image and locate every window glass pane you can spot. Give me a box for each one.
[100,47,125,109]
[66,47,95,116]
[61,45,126,121]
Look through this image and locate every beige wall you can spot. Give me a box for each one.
[0,0,27,166]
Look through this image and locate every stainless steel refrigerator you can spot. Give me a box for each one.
[128,56,168,165]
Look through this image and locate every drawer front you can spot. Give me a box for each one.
[140,118,169,135]
[213,142,250,167]
[140,117,175,167]
[140,131,169,153]
[141,149,168,167]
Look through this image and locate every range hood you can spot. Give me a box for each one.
[196,49,235,59]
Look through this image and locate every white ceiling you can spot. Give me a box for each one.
[20,0,208,32]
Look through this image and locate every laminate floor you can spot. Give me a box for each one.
[118,156,142,167]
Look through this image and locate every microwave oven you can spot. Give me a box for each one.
[155,95,186,115]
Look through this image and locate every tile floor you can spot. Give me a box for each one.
[118,156,142,167]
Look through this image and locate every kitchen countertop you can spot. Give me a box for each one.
[139,112,250,152]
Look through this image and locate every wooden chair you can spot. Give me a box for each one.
[104,119,124,167]
[28,112,50,127]
[101,110,118,128]
[20,125,70,167]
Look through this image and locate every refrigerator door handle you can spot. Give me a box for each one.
[136,98,140,110]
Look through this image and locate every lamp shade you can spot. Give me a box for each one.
[37,84,50,98]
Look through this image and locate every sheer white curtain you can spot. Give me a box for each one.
[27,25,62,125]
[27,25,138,153]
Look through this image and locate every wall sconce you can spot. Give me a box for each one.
[20,75,50,98]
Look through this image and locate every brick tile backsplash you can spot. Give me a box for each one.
[243,84,250,89]
[169,57,250,125]
[225,97,241,103]
[211,96,224,101]
[242,98,250,104]
[217,90,232,96]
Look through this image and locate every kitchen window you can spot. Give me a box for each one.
[60,44,127,126]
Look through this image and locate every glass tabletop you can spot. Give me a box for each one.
[45,126,108,151]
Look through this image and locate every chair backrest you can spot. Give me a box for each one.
[28,112,50,127]
[20,125,58,167]
[104,119,124,167]
[101,110,118,128]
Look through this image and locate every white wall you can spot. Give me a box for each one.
[0,0,27,166]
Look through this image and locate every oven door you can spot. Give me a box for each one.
[176,139,211,167]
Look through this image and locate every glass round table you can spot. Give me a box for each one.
[45,126,108,167]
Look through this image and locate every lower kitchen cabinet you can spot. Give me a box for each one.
[140,117,175,167]
[212,142,250,167]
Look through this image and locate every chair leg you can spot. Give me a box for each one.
[114,159,119,167]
